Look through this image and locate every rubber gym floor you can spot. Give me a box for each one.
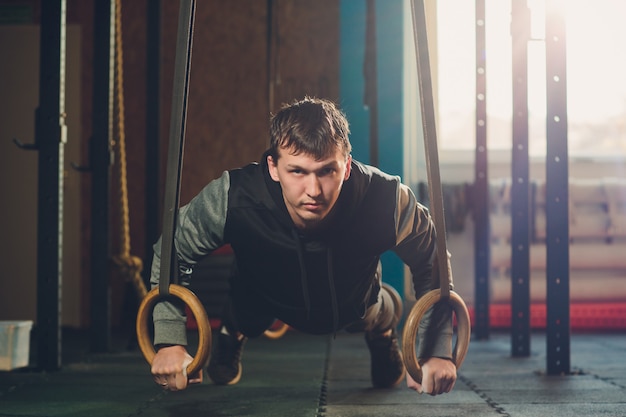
[1,326,625,417]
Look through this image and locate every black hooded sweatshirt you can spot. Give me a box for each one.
[151,154,453,359]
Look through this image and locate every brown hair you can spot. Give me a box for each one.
[269,97,352,161]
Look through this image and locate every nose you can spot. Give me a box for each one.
[305,174,322,197]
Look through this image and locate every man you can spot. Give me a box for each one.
[150,97,456,395]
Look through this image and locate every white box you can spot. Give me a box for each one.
[0,320,33,371]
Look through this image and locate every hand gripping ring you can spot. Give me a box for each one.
[401,289,471,383]
[136,284,212,376]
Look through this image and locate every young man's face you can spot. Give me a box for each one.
[268,144,351,230]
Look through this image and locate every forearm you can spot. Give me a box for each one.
[150,237,189,346]
[415,298,453,360]
[392,183,454,360]
[409,249,455,361]
[410,247,455,360]
[149,172,230,346]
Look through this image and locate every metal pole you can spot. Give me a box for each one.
[545,0,570,375]
[473,0,490,340]
[510,0,531,357]
[35,0,67,372]
[89,0,115,353]
[144,0,161,284]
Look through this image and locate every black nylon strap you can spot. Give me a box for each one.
[159,0,196,296]
[410,0,450,298]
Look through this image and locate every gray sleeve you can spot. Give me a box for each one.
[391,183,454,361]
[149,170,230,346]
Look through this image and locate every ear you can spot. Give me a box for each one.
[343,154,352,181]
[267,154,280,182]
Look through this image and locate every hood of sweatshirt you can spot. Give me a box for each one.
[258,151,376,332]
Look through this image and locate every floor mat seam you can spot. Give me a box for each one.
[315,335,333,417]
[458,373,512,416]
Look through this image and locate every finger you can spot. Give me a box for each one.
[172,376,187,391]
[441,377,456,394]
[188,368,203,385]
[154,378,169,388]
[173,356,193,391]
[448,379,456,392]
[182,360,204,383]
[413,384,426,394]
[421,376,434,396]
[430,377,454,396]
[405,372,425,394]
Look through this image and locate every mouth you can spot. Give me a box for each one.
[302,202,324,211]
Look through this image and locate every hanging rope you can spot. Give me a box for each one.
[111,0,148,299]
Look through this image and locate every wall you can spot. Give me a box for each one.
[0,0,340,328]
[0,24,82,326]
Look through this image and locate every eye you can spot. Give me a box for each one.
[319,167,336,176]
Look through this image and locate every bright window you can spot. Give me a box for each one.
[436,0,626,156]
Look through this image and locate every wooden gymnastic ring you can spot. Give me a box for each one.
[136,284,212,377]
[401,289,470,383]
[263,320,290,340]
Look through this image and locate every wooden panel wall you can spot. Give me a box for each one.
[160,0,340,204]
[0,0,340,328]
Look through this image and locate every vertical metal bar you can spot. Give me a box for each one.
[36,0,66,372]
[90,0,115,353]
[144,0,161,281]
[473,0,490,340]
[510,0,531,357]
[545,0,570,375]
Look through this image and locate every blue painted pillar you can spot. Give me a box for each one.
[340,0,406,298]
[339,0,369,163]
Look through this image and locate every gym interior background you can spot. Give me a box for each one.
[1,0,342,331]
[1,0,625,364]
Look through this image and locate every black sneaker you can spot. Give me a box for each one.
[365,328,406,388]
[208,328,247,385]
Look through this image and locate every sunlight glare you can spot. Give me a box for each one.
[436,0,626,155]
